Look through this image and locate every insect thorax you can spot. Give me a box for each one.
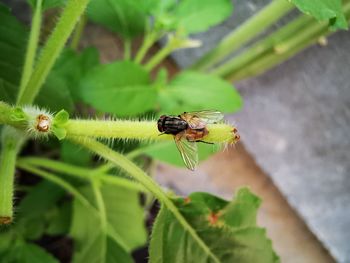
[160,116,188,135]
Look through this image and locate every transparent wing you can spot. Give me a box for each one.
[189,110,224,123]
[182,110,224,129]
[175,137,198,171]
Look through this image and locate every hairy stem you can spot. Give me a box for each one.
[65,119,237,144]
[189,0,294,71]
[17,0,42,103]
[0,102,238,144]
[0,128,24,224]
[71,137,220,262]
[17,0,90,105]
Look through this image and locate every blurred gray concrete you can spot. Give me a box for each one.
[171,1,350,262]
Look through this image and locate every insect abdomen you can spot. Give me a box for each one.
[160,117,188,135]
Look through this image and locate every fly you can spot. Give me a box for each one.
[157,110,224,171]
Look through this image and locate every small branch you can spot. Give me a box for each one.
[17,0,43,104]
[0,128,25,224]
[91,179,107,260]
[225,6,350,82]
[16,161,94,211]
[71,137,220,262]
[18,157,146,192]
[70,14,87,51]
[65,119,237,144]
[17,0,90,105]
[134,31,159,64]
[123,39,132,60]
[189,0,294,71]
[144,43,173,71]
[144,33,201,71]
[211,14,314,77]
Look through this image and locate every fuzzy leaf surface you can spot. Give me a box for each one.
[149,188,279,263]
[53,48,100,102]
[87,0,146,38]
[291,0,347,29]
[159,71,242,114]
[70,183,147,262]
[80,60,157,116]
[174,0,233,34]
[15,243,59,263]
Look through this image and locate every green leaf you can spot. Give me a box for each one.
[87,0,147,38]
[80,60,157,116]
[142,141,220,167]
[70,183,146,262]
[51,109,69,140]
[35,73,74,113]
[149,188,279,263]
[15,243,59,263]
[290,0,348,30]
[16,181,65,239]
[51,126,66,140]
[0,4,75,111]
[60,141,92,166]
[149,0,233,34]
[46,201,71,235]
[174,0,233,34]
[27,0,66,11]
[0,3,28,104]
[159,71,242,114]
[53,48,100,101]
[222,188,261,229]
[53,109,69,125]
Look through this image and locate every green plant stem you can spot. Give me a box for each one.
[91,179,107,261]
[17,160,129,252]
[211,14,314,77]
[93,143,173,175]
[0,102,237,144]
[124,39,132,60]
[189,0,294,71]
[91,179,107,231]
[134,31,159,64]
[65,119,236,144]
[0,127,24,224]
[70,14,86,51]
[16,161,94,210]
[0,104,34,223]
[17,0,90,105]
[18,157,146,192]
[144,43,173,71]
[17,0,42,103]
[71,136,220,263]
[225,2,350,82]
[0,102,238,144]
